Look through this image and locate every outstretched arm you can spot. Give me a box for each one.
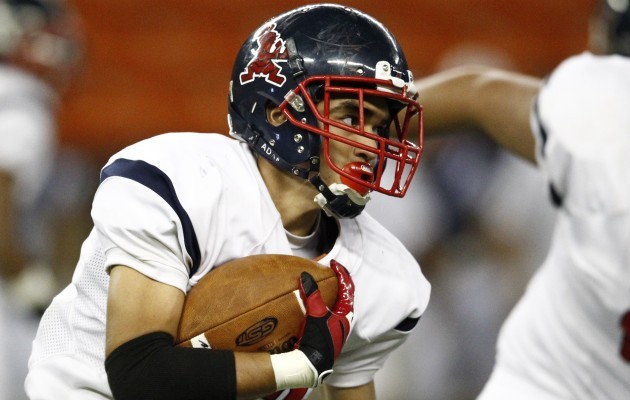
[414,65,542,163]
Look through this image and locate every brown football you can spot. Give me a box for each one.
[176,254,338,354]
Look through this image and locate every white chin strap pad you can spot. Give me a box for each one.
[314,183,371,218]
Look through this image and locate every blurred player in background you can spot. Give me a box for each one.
[409,0,630,398]
[0,0,82,398]
[26,4,430,399]
[0,0,83,307]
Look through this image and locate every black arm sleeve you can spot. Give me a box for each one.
[105,332,236,400]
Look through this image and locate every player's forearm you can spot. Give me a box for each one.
[414,66,488,134]
[235,352,276,399]
[105,332,235,399]
[467,66,541,162]
[415,65,542,163]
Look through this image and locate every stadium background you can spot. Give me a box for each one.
[58,0,596,164]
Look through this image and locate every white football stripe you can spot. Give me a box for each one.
[293,289,306,315]
[190,332,212,349]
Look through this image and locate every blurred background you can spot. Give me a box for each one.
[0,0,597,399]
[59,0,594,163]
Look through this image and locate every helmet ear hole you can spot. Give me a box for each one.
[265,102,287,127]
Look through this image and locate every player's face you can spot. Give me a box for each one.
[316,95,390,192]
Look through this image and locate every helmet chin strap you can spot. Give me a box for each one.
[309,175,370,219]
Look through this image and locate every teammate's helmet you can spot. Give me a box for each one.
[228,4,423,218]
[0,0,83,91]
[592,0,630,56]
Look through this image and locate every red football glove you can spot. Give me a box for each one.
[295,259,355,384]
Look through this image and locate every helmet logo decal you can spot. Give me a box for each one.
[239,23,289,87]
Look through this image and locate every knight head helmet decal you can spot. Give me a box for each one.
[239,23,289,86]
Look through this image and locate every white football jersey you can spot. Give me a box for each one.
[26,132,430,399]
[479,53,630,399]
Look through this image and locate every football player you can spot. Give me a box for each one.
[408,0,630,398]
[0,0,82,397]
[0,0,82,292]
[25,4,431,400]
[0,0,81,289]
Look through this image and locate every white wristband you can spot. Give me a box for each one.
[270,350,319,390]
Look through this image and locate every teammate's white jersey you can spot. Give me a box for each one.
[25,132,430,399]
[479,53,630,400]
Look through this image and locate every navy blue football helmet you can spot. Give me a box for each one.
[228,4,423,218]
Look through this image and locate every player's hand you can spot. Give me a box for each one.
[295,259,355,385]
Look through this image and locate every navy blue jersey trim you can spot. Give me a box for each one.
[533,96,548,157]
[100,158,201,276]
[533,93,563,208]
[395,316,420,332]
[549,184,563,208]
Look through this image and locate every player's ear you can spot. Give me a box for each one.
[266,102,287,127]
